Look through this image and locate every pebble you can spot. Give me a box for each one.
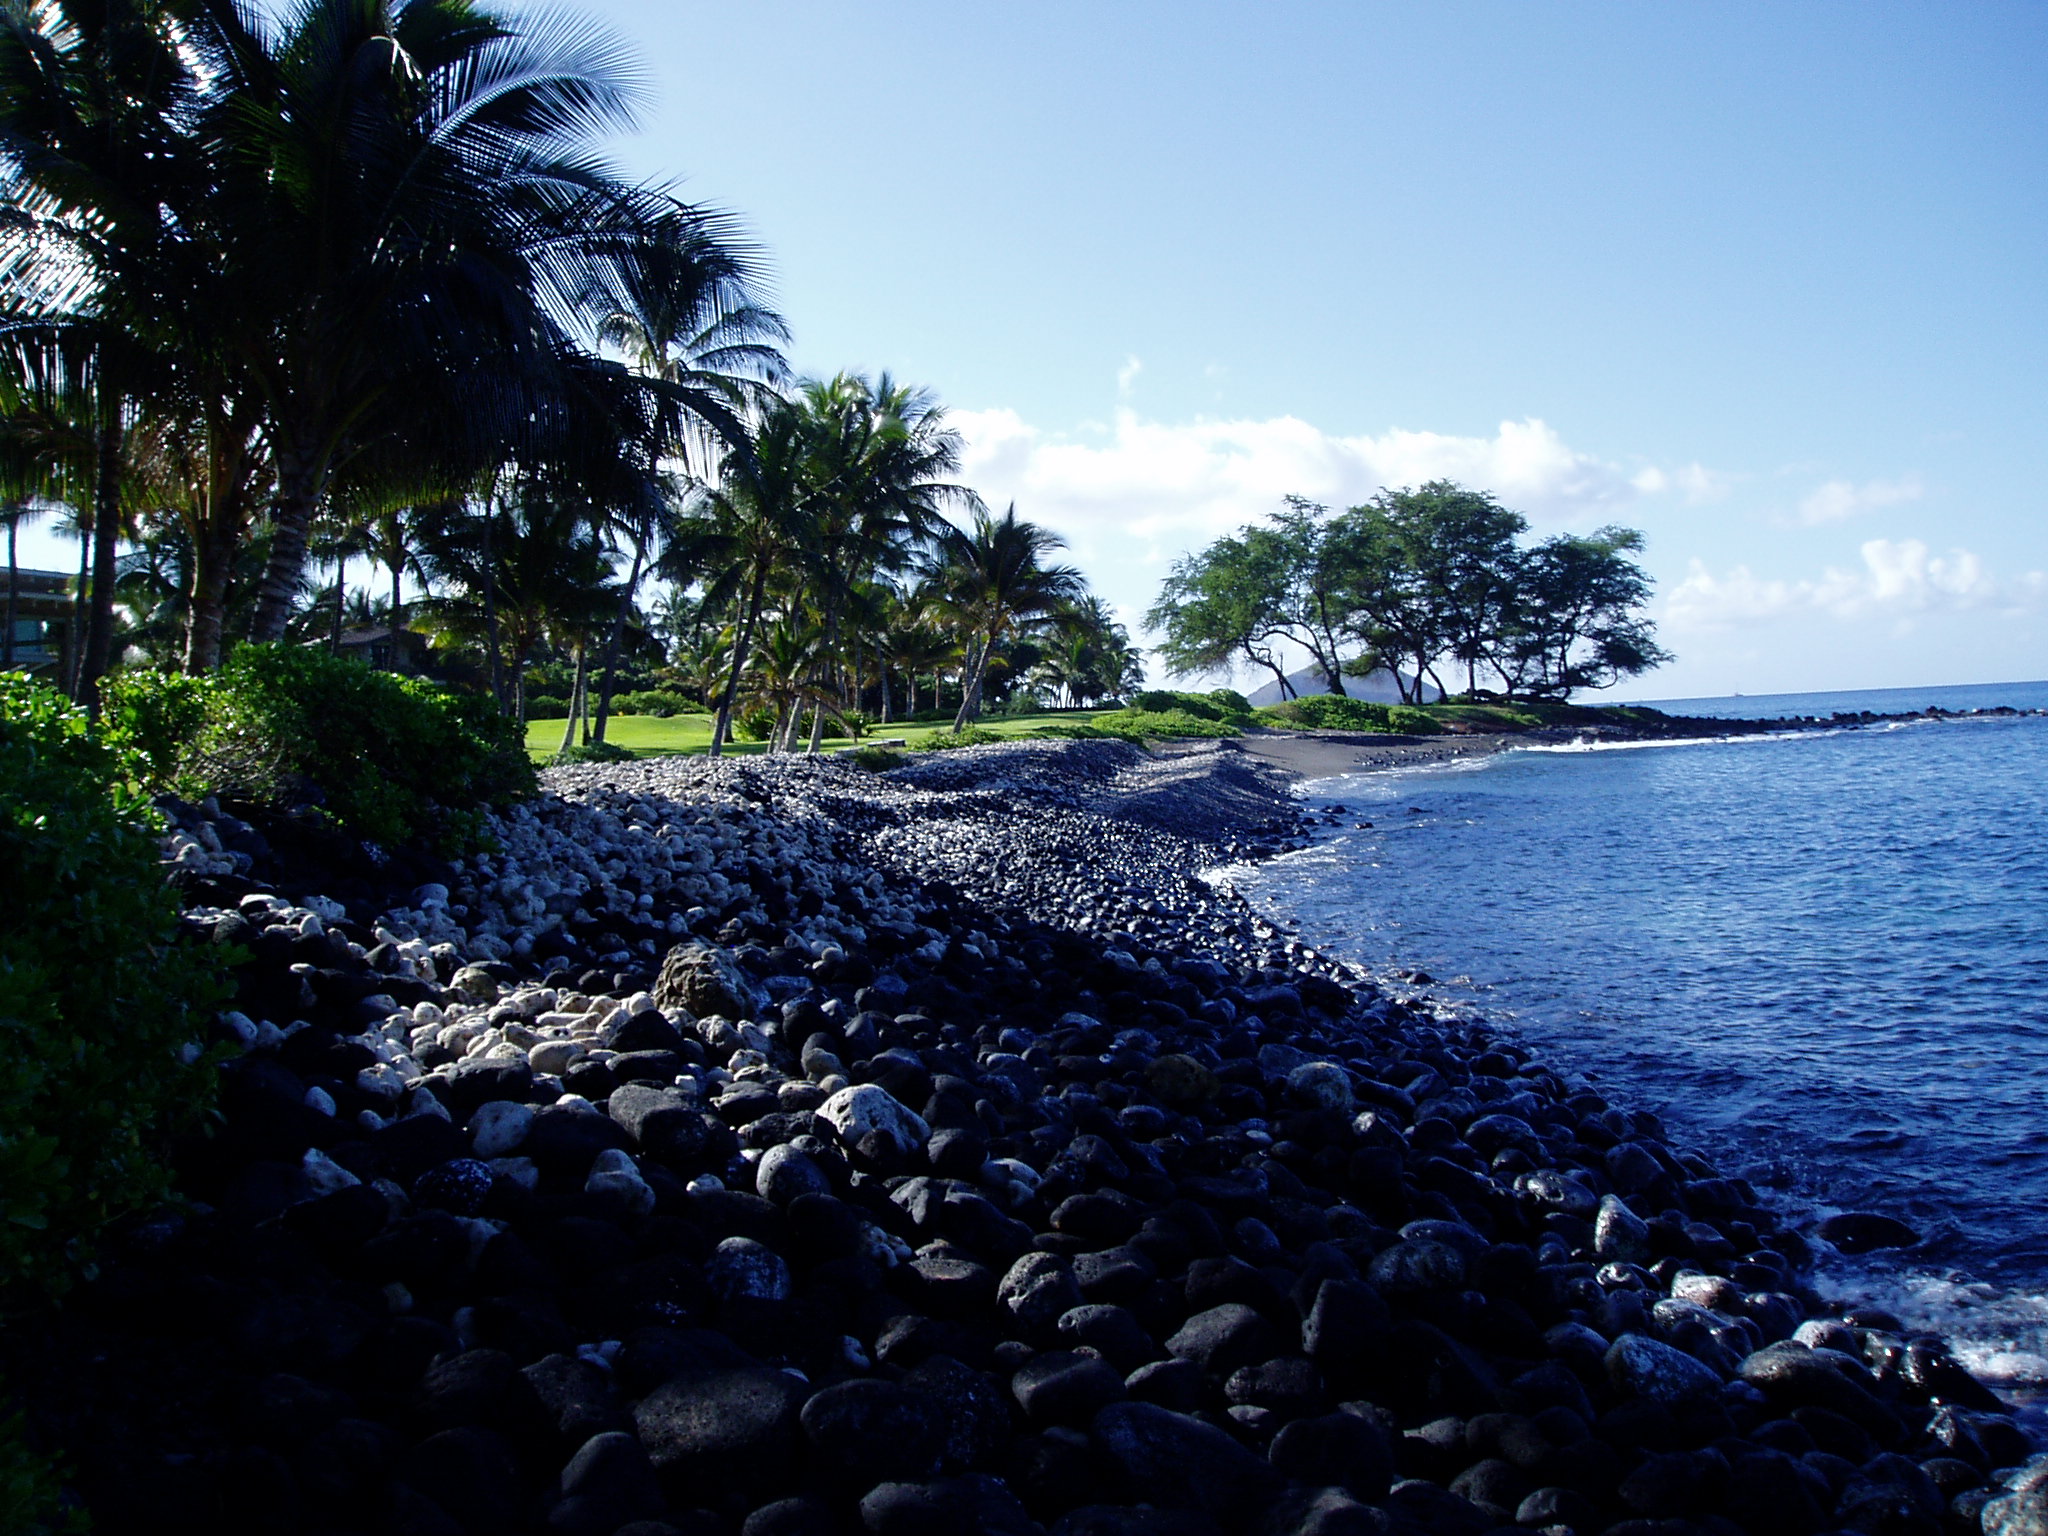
[39,737,2007,1536]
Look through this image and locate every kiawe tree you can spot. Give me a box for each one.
[1500,525,1671,697]
[1360,481,1527,699]
[1149,485,1670,704]
[1147,533,1296,699]
[1148,499,1363,700]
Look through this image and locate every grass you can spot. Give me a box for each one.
[523,708,1122,763]
[525,694,1697,763]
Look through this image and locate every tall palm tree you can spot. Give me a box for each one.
[0,499,35,668]
[413,480,615,721]
[787,373,979,750]
[666,402,821,757]
[585,206,786,741]
[926,505,1084,731]
[308,507,371,652]
[163,0,707,644]
[0,0,252,692]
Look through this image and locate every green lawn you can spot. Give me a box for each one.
[524,709,1116,763]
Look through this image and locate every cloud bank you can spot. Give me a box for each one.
[951,407,1702,554]
[1665,539,2048,629]
[1796,476,1924,526]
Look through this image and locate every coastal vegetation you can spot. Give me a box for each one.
[0,675,228,1297]
[0,0,1137,762]
[1147,483,1671,704]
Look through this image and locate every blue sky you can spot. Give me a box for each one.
[573,0,2047,698]
[24,0,2044,697]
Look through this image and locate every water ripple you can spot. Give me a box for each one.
[1235,705,2048,1356]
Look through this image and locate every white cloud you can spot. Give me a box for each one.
[1796,475,1923,525]
[1632,462,1731,503]
[951,406,1672,557]
[1116,355,1143,398]
[1665,538,2047,630]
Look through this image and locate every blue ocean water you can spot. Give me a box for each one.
[1628,678,2048,720]
[1231,683,2048,1385]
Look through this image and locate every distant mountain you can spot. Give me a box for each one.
[1244,663,1443,708]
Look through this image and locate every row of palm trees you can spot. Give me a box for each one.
[0,0,1137,744]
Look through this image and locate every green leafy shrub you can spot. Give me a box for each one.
[523,692,570,720]
[551,740,633,766]
[1388,706,1443,734]
[612,689,702,718]
[1254,695,1442,734]
[0,676,230,1302]
[0,1407,83,1534]
[1127,688,1253,725]
[115,646,535,851]
[733,705,777,741]
[916,725,1009,750]
[1032,722,1149,745]
[1089,706,1241,739]
[99,668,216,790]
[848,745,909,771]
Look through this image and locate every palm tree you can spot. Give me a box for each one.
[742,615,839,752]
[1032,596,1145,707]
[883,616,958,719]
[159,0,715,645]
[786,373,980,751]
[0,500,36,668]
[308,508,371,652]
[0,0,260,691]
[926,505,1084,731]
[666,402,820,756]
[413,480,616,721]
[587,207,786,741]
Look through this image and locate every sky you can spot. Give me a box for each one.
[22,0,2045,698]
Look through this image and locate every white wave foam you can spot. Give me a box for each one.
[1515,728,1852,756]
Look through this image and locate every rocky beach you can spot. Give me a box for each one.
[14,737,2042,1536]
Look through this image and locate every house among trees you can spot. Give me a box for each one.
[326,624,431,674]
[3,569,78,679]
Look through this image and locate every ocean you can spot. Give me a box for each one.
[1228,679,2048,1393]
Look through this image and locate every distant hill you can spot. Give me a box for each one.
[1244,663,1443,707]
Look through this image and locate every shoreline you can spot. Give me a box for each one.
[1220,729,1517,782]
[1218,702,2047,784]
[17,738,2033,1535]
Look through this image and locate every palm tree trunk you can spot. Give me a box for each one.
[559,642,587,754]
[81,420,122,714]
[805,598,843,755]
[388,555,406,672]
[592,537,644,746]
[66,528,88,697]
[482,505,506,711]
[4,515,17,670]
[709,570,766,758]
[952,634,994,732]
[879,662,892,725]
[330,556,345,651]
[250,456,323,644]
[183,531,231,673]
